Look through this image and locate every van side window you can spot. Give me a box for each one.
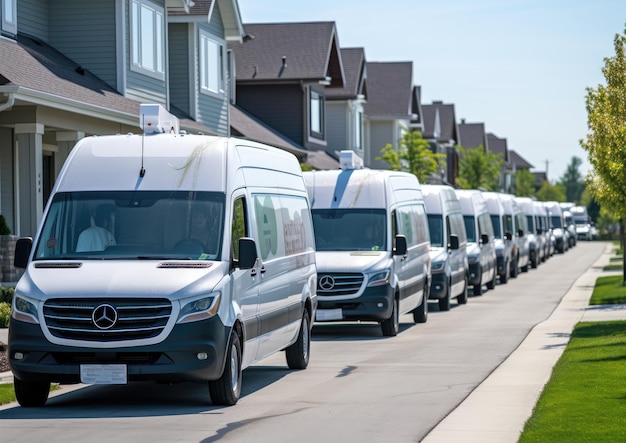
[231,197,247,261]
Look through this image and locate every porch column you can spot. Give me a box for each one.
[15,123,44,237]
[55,131,84,177]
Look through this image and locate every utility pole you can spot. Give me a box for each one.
[545,159,551,182]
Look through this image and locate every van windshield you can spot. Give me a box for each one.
[463,215,476,242]
[33,191,225,260]
[427,214,444,247]
[311,209,386,251]
[550,216,563,229]
[490,215,502,239]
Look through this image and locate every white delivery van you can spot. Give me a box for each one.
[516,197,542,268]
[422,185,469,310]
[482,192,517,284]
[499,193,530,275]
[455,189,497,295]
[544,201,567,253]
[571,206,592,240]
[303,152,431,336]
[9,105,317,407]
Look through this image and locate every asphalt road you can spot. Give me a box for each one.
[0,241,607,443]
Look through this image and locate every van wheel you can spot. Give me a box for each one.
[510,257,519,278]
[381,296,399,336]
[522,263,529,272]
[457,276,468,304]
[209,330,242,406]
[438,284,451,311]
[500,260,509,284]
[413,290,428,324]
[286,308,311,369]
[486,269,496,289]
[14,377,50,407]
[473,272,483,296]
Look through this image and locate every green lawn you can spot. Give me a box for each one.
[519,321,626,442]
[0,383,15,405]
[589,275,626,305]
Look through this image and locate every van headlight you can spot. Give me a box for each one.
[431,260,446,272]
[12,293,40,324]
[367,270,390,287]
[177,292,221,324]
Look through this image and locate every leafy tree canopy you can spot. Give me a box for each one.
[535,181,566,202]
[514,169,536,197]
[456,144,503,191]
[376,131,446,183]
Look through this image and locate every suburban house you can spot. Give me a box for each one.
[325,47,368,161]
[363,61,417,169]
[227,21,345,169]
[487,132,511,192]
[0,0,244,241]
[458,119,489,152]
[421,100,459,186]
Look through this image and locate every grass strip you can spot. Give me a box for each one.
[519,321,626,442]
[0,383,15,405]
[589,275,626,305]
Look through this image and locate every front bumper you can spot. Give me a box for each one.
[316,284,394,322]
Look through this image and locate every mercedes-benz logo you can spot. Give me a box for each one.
[92,304,118,330]
[319,275,335,290]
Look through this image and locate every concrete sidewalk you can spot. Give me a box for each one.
[421,243,623,443]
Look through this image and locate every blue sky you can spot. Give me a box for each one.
[236,0,626,183]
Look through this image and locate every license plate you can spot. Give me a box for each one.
[316,308,343,321]
[80,364,127,384]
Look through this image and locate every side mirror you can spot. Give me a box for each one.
[14,237,33,269]
[505,231,513,241]
[536,228,542,236]
[517,229,524,237]
[480,234,489,245]
[448,234,459,250]
[394,235,407,256]
[237,237,258,269]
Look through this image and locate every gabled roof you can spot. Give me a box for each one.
[325,47,366,100]
[228,22,345,87]
[509,150,534,169]
[0,33,214,134]
[411,85,423,129]
[486,133,509,162]
[363,61,413,118]
[458,121,488,150]
[168,0,244,42]
[229,104,339,170]
[421,101,458,143]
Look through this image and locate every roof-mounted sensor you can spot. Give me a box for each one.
[140,104,180,135]
[339,150,364,170]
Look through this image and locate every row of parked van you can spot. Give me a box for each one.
[305,153,577,342]
[6,106,580,408]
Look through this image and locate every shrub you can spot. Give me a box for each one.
[0,287,14,304]
[0,302,10,328]
[0,215,9,235]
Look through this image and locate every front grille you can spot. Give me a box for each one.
[318,273,364,297]
[43,298,172,342]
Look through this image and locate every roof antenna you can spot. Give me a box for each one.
[140,113,146,178]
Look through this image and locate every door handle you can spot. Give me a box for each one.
[260,266,266,274]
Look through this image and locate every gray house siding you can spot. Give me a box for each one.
[326,101,348,154]
[49,0,118,88]
[0,128,15,233]
[16,0,49,42]
[168,23,191,116]
[236,84,303,145]
[367,120,395,169]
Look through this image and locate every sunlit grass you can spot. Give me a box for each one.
[589,275,626,305]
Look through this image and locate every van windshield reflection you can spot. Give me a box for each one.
[311,209,386,251]
[33,191,225,261]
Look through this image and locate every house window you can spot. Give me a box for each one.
[131,0,165,79]
[1,0,17,36]
[310,89,324,138]
[354,109,363,150]
[200,32,224,95]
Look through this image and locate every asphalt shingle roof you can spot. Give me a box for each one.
[229,22,344,86]
[487,133,508,162]
[509,149,534,169]
[458,121,487,150]
[363,61,412,117]
[325,47,366,100]
[421,101,457,142]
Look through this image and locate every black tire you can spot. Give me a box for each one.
[413,288,428,324]
[521,262,529,272]
[286,308,311,369]
[486,269,497,290]
[500,260,509,284]
[438,284,451,311]
[457,276,468,305]
[14,377,50,407]
[473,271,483,296]
[209,330,242,406]
[510,257,519,278]
[381,296,399,336]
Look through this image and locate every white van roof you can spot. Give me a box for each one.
[303,169,422,209]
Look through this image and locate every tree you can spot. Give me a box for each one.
[513,169,536,197]
[579,24,626,280]
[559,156,584,203]
[535,181,566,202]
[456,144,504,190]
[376,131,445,183]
